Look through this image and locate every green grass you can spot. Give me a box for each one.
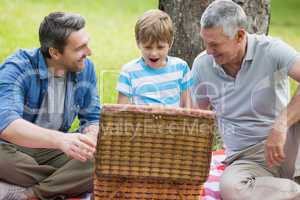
[0,0,299,102]
[270,0,300,94]
[0,0,158,103]
[270,0,300,49]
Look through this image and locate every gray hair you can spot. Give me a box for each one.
[200,0,248,38]
[39,12,85,58]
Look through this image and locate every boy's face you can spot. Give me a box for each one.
[138,40,170,69]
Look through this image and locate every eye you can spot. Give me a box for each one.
[75,44,86,51]
[157,45,167,49]
[206,43,218,49]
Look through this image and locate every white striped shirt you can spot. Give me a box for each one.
[117,56,193,106]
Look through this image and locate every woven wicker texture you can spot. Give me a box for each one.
[94,104,215,200]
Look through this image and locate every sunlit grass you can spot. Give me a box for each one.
[270,0,300,94]
[0,0,158,104]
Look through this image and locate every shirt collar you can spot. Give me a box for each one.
[37,49,48,79]
[244,33,255,61]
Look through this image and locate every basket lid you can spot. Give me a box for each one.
[101,104,215,118]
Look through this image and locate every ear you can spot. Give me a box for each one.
[48,47,61,60]
[236,29,246,43]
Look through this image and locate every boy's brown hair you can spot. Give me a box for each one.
[135,9,174,46]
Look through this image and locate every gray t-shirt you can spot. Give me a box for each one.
[35,71,66,130]
[191,34,300,157]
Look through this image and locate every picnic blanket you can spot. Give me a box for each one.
[202,149,226,200]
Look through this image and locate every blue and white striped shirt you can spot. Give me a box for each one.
[116,56,193,106]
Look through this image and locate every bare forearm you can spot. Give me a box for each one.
[287,88,300,126]
[180,90,192,108]
[117,92,131,104]
[274,87,300,132]
[285,60,300,129]
[0,118,63,149]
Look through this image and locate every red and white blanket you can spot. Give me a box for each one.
[202,149,226,200]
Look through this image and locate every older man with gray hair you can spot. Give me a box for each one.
[192,0,300,199]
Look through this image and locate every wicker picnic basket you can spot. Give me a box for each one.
[94,104,215,200]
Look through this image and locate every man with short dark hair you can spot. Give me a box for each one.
[192,0,300,199]
[0,11,100,200]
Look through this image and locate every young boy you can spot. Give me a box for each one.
[116,9,193,108]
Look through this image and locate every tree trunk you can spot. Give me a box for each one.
[159,0,271,67]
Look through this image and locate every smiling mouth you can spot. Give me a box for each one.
[149,58,159,63]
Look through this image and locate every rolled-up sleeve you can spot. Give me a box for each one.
[78,61,101,128]
[0,63,25,133]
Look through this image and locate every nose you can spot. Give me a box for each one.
[206,45,214,55]
[86,46,92,56]
[149,49,158,57]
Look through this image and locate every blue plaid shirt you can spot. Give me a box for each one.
[0,48,100,134]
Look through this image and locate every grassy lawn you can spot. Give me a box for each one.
[0,0,158,104]
[0,0,299,102]
[270,0,300,94]
[270,0,300,49]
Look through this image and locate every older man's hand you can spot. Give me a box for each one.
[265,126,287,168]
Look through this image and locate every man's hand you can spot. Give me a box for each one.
[83,125,99,143]
[265,126,287,168]
[59,133,96,162]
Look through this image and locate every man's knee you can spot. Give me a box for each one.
[0,144,21,176]
[0,144,40,187]
[220,172,240,200]
[219,170,253,200]
[65,158,94,179]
